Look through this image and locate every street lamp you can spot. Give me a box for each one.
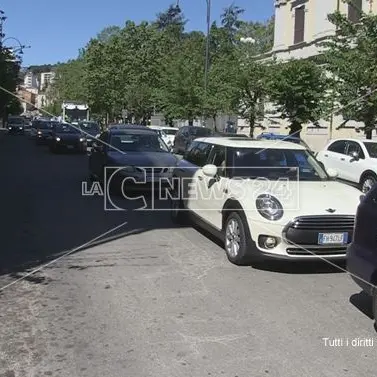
[2,37,30,55]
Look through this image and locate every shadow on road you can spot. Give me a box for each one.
[0,135,176,278]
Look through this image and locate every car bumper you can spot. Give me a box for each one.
[347,243,377,296]
[247,219,350,261]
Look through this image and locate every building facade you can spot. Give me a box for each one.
[238,0,377,151]
[23,71,38,89]
[40,72,55,91]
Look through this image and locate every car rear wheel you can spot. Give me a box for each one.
[360,174,377,193]
[224,212,254,266]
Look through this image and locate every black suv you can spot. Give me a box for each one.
[347,184,377,327]
[7,116,25,134]
[173,126,214,154]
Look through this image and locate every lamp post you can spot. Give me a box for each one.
[201,0,211,127]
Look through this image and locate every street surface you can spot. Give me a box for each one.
[0,135,376,377]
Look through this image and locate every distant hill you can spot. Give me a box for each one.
[26,64,56,74]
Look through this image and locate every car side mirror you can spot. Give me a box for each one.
[327,168,338,178]
[350,151,359,162]
[202,164,217,177]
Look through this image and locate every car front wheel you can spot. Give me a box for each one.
[224,212,254,266]
[361,174,377,193]
[373,290,377,330]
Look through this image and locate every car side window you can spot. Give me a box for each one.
[186,142,212,167]
[327,140,347,154]
[207,145,227,176]
[346,141,365,159]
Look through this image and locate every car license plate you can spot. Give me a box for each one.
[67,145,74,149]
[318,232,348,245]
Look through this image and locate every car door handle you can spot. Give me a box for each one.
[340,158,345,161]
[198,176,203,181]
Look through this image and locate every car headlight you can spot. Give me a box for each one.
[37,131,42,135]
[255,194,284,221]
[80,138,85,142]
[56,137,61,141]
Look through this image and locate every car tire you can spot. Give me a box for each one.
[224,211,255,266]
[360,174,377,193]
[373,290,377,330]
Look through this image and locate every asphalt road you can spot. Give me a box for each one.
[0,134,376,377]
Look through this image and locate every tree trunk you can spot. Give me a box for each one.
[289,120,302,138]
[188,119,193,126]
[213,115,217,132]
[249,116,255,138]
[365,122,373,139]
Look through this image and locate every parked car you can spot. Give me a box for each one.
[347,183,377,328]
[256,132,313,152]
[7,116,25,134]
[148,125,173,149]
[148,125,178,147]
[78,121,101,147]
[173,126,214,155]
[316,138,377,193]
[215,132,249,138]
[49,123,86,153]
[88,125,178,191]
[171,138,361,266]
[32,120,53,144]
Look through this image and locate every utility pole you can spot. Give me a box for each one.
[0,10,6,48]
[203,0,211,127]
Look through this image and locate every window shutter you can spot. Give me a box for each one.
[294,6,305,44]
[348,0,362,23]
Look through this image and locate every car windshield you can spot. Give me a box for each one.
[9,117,24,124]
[230,148,328,181]
[191,128,213,136]
[109,133,169,152]
[55,124,81,133]
[363,142,377,158]
[35,121,51,129]
[80,122,100,131]
[163,128,177,135]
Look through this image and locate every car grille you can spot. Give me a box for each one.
[286,246,347,256]
[283,215,355,246]
[289,215,355,231]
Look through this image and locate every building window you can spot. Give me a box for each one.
[294,6,305,44]
[348,0,362,23]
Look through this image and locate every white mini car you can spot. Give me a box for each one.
[171,137,362,265]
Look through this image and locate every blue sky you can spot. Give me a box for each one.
[1,0,274,67]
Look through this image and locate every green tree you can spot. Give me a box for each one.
[237,17,275,54]
[155,3,186,35]
[156,31,206,125]
[322,9,377,139]
[46,57,86,115]
[268,59,330,137]
[220,3,245,42]
[0,48,21,124]
[96,26,121,43]
[204,23,238,129]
